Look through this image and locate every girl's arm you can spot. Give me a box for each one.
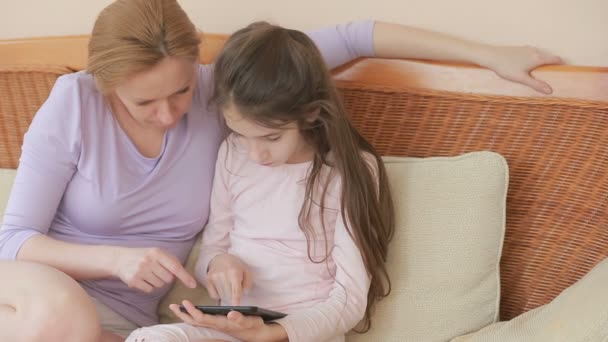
[174,204,369,342]
[195,140,247,303]
[195,141,233,280]
[272,197,372,341]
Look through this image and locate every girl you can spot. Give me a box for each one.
[127,21,395,342]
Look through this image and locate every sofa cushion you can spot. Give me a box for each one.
[0,168,17,217]
[160,151,508,342]
[347,151,508,341]
[452,256,608,342]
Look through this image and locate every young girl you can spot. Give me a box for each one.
[127,21,395,342]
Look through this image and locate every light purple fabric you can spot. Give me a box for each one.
[0,20,375,327]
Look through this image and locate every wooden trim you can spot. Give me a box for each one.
[1,34,607,101]
[332,59,608,101]
[0,33,228,70]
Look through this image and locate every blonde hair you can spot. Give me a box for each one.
[87,0,201,93]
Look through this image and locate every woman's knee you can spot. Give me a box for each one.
[1,261,101,342]
[32,281,101,341]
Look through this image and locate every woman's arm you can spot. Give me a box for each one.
[0,76,195,290]
[0,76,83,263]
[373,21,562,93]
[309,20,561,93]
[0,76,121,280]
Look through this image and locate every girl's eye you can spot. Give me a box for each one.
[176,86,190,94]
[266,136,281,142]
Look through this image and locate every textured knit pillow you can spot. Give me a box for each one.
[347,151,508,342]
[0,168,17,217]
[452,257,608,342]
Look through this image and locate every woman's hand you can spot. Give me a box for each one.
[372,22,562,94]
[206,253,252,305]
[479,45,563,94]
[170,300,288,342]
[112,247,197,293]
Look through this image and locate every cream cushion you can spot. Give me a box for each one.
[452,256,608,342]
[160,151,508,342]
[345,151,508,341]
[0,168,17,217]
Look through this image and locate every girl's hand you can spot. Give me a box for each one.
[170,300,288,342]
[112,247,197,293]
[206,253,252,305]
[480,45,563,94]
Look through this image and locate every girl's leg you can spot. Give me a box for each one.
[100,330,127,342]
[127,322,239,342]
[0,260,102,342]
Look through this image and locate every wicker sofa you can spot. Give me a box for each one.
[1,34,608,340]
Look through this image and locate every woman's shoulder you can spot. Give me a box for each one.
[29,71,110,143]
[191,64,219,117]
[53,71,97,94]
[35,72,94,119]
[196,64,215,97]
[48,72,105,111]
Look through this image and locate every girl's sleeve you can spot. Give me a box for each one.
[274,204,372,341]
[194,141,234,284]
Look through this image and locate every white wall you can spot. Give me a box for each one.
[0,0,606,66]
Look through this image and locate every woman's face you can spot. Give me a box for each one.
[112,56,197,131]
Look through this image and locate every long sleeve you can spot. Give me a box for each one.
[275,211,372,342]
[308,20,376,70]
[0,76,81,260]
[194,141,233,284]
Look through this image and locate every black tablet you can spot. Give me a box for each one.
[179,305,287,322]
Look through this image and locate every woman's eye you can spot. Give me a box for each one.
[136,100,154,106]
[266,136,281,142]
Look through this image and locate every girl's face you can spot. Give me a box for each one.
[223,103,314,166]
[112,56,197,132]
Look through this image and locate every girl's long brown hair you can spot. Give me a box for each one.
[211,22,395,332]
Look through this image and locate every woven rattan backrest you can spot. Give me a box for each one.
[0,65,72,168]
[337,80,608,320]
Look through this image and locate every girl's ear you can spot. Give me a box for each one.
[306,108,321,122]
